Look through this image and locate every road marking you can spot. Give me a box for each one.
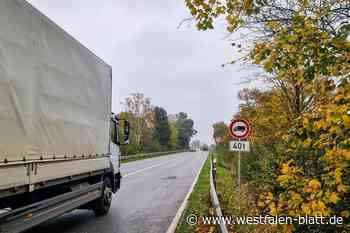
[166,153,208,233]
[123,161,170,178]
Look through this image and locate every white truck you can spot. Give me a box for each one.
[0,1,129,232]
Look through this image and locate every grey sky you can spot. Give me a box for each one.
[27,0,256,144]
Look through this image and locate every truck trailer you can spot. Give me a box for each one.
[0,0,129,232]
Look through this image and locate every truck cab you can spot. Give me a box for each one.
[109,113,130,191]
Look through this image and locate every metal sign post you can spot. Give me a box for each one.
[228,118,252,212]
[237,139,241,211]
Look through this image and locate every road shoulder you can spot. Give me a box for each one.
[172,155,211,233]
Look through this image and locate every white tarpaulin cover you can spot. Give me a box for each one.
[0,0,112,163]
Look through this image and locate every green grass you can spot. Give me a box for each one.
[214,151,276,233]
[176,155,211,233]
[121,154,151,164]
[121,150,190,164]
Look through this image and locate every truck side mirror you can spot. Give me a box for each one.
[123,120,130,145]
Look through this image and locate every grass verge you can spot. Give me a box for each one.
[176,155,213,233]
[121,150,190,164]
[214,152,276,233]
[121,154,153,164]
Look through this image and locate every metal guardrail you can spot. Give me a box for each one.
[210,158,229,233]
[121,150,189,161]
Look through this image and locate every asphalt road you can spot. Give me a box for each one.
[28,151,208,233]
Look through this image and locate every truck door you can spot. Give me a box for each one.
[110,118,120,173]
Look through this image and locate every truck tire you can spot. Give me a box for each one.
[92,177,112,216]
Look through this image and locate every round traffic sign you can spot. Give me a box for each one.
[228,119,251,140]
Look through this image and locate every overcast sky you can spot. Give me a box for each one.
[27,0,256,144]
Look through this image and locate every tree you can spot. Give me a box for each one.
[185,1,350,232]
[123,93,154,152]
[176,112,197,149]
[185,0,349,118]
[185,0,349,38]
[238,88,292,145]
[212,122,228,142]
[153,106,171,148]
[169,121,179,150]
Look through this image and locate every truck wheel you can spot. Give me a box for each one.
[93,177,112,216]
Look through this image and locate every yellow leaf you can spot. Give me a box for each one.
[281,163,290,174]
[257,201,265,207]
[302,204,311,215]
[291,191,301,201]
[266,192,273,201]
[343,115,350,126]
[315,120,326,129]
[266,21,280,30]
[329,192,339,204]
[337,184,349,192]
[343,150,350,160]
[264,59,273,71]
[268,202,277,215]
[340,210,350,218]
[243,0,253,10]
[303,138,312,148]
[335,94,343,101]
[316,201,328,215]
[308,179,321,190]
[335,168,343,184]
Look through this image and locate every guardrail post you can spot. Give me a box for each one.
[212,158,217,190]
[210,157,229,233]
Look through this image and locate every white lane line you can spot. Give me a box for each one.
[123,161,170,178]
[166,153,208,233]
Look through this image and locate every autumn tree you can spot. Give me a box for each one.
[185,0,350,232]
[186,0,349,117]
[185,0,349,39]
[169,120,179,150]
[238,88,292,146]
[213,121,229,140]
[120,94,197,154]
[123,93,154,152]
